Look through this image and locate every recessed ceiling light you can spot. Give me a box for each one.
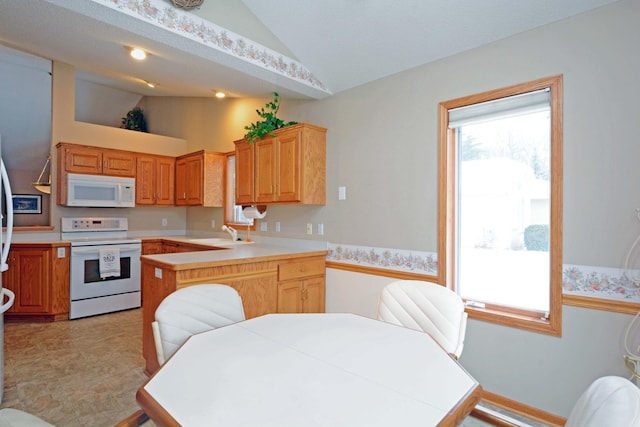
[130,48,147,60]
[214,91,226,99]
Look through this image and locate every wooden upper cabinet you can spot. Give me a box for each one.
[136,155,175,206]
[235,141,254,205]
[60,144,135,177]
[175,151,225,207]
[234,123,326,205]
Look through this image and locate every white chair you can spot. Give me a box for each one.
[376,280,467,358]
[566,376,640,427]
[152,284,245,365]
[0,408,55,427]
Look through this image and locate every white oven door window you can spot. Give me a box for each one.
[71,246,141,300]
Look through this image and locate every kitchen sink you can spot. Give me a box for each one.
[188,238,253,246]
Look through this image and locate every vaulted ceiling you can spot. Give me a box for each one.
[0,0,621,99]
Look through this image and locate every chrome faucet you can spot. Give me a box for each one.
[221,225,238,241]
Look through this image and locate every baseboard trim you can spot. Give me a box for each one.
[480,390,566,426]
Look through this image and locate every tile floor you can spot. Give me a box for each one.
[0,308,496,427]
[0,309,149,427]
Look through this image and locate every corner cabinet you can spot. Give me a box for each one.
[234,123,326,205]
[2,243,70,322]
[175,151,225,207]
[136,155,175,206]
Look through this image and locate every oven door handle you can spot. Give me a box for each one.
[71,246,141,255]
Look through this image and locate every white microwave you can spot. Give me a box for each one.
[66,173,135,207]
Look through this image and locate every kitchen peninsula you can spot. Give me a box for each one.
[140,238,327,374]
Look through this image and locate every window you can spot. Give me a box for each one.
[438,76,563,335]
[225,153,254,228]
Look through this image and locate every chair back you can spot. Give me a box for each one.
[153,284,245,365]
[377,280,467,358]
[566,376,640,427]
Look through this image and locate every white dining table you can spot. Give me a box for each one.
[137,313,482,427]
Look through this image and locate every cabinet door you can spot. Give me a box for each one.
[175,156,202,206]
[136,156,156,205]
[277,281,303,313]
[235,141,254,204]
[8,248,50,313]
[103,151,136,176]
[64,146,103,174]
[185,156,203,205]
[302,277,326,313]
[276,128,301,202]
[156,157,175,206]
[255,137,277,203]
[175,158,187,205]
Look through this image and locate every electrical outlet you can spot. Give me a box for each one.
[57,247,65,258]
[306,223,313,235]
[161,218,167,227]
[260,222,268,232]
[317,223,324,235]
[275,222,281,232]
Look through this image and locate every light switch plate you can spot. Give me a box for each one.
[154,268,163,279]
[260,222,268,232]
[306,223,313,235]
[57,247,65,258]
[338,186,346,200]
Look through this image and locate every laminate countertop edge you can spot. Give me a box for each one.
[141,246,328,271]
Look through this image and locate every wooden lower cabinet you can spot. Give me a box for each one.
[141,253,326,375]
[141,240,163,255]
[277,257,326,313]
[2,243,70,322]
[277,277,325,314]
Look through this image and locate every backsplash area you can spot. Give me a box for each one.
[327,243,640,304]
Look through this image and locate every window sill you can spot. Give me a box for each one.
[466,305,561,337]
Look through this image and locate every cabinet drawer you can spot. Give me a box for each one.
[278,258,325,281]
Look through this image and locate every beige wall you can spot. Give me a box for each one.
[313,0,640,417]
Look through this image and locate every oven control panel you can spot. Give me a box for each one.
[61,217,128,232]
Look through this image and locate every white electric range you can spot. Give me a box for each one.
[61,217,141,319]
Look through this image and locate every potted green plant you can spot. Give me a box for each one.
[243,92,297,144]
[121,106,148,132]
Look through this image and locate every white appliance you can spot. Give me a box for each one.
[61,217,141,319]
[65,173,135,207]
[0,135,16,404]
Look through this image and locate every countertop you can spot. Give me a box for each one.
[141,236,328,271]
